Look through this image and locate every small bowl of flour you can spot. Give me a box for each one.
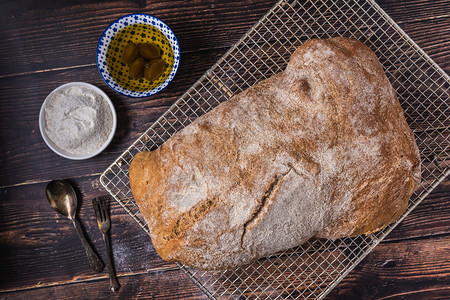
[39,82,117,160]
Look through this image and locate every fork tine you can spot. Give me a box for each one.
[92,197,104,227]
[101,197,110,222]
[94,197,119,291]
[100,198,107,221]
[106,200,110,219]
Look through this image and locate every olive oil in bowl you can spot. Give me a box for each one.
[106,23,175,92]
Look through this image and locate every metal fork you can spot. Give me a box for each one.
[93,197,120,292]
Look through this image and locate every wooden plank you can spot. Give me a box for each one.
[326,235,450,299]
[0,268,206,299]
[0,0,277,76]
[377,0,450,24]
[0,0,448,298]
[2,233,448,299]
[0,0,448,77]
[0,176,169,292]
[1,174,448,292]
[384,179,450,242]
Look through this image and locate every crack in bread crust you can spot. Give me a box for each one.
[240,168,291,247]
[164,198,216,241]
[129,37,421,271]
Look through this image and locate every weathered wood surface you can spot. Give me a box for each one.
[0,0,448,299]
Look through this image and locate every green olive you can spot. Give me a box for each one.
[140,43,161,59]
[144,59,159,68]
[144,59,166,82]
[129,57,146,79]
[122,42,139,64]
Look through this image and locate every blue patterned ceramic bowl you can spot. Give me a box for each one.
[97,14,180,97]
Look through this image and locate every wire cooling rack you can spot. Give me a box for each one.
[100,0,449,298]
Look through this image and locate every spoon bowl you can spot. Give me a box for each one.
[46,180,104,273]
[46,180,78,219]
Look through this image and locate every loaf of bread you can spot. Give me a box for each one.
[129,37,421,271]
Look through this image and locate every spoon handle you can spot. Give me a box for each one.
[73,218,104,273]
[103,233,120,292]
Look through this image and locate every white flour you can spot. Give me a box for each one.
[44,85,113,156]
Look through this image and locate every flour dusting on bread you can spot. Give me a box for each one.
[129,37,420,271]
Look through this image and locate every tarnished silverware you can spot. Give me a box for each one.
[46,180,104,273]
[93,197,120,292]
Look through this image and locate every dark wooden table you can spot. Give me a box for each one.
[0,0,448,299]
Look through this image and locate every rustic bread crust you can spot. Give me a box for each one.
[129,37,421,271]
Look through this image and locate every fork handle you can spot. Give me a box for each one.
[73,218,104,273]
[103,233,120,292]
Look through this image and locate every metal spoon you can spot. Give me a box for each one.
[46,180,104,273]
